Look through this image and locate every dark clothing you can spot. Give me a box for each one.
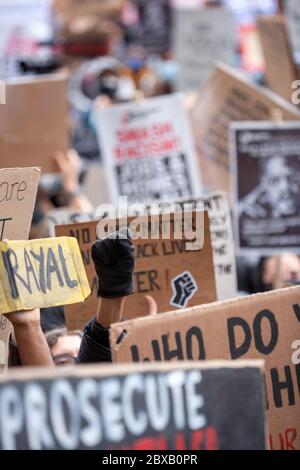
[77,318,112,363]
[8,340,21,368]
[40,306,65,333]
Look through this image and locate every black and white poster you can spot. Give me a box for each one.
[230,122,300,254]
[95,94,201,204]
[136,0,171,54]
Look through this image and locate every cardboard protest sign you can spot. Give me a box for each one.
[0,74,69,173]
[257,15,298,102]
[189,64,300,194]
[230,121,300,254]
[0,237,90,314]
[0,167,40,241]
[0,360,266,450]
[174,7,236,91]
[285,0,300,64]
[46,208,98,238]
[173,193,237,300]
[95,94,201,204]
[111,286,300,450]
[0,315,12,372]
[56,211,216,330]
[136,0,171,54]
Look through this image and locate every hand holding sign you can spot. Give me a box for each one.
[91,229,135,299]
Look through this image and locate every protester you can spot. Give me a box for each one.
[45,328,83,366]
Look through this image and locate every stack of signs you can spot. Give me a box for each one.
[173,193,237,301]
[95,94,201,204]
[0,167,40,241]
[110,286,300,450]
[257,15,298,102]
[0,361,266,450]
[0,74,69,173]
[0,0,53,79]
[189,64,300,194]
[285,0,300,64]
[135,0,171,55]
[174,7,236,92]
[56,211,216,330]
[0,237,91,314]
[230,122,300,254]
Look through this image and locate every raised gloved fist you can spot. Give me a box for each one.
[91,228,135,298]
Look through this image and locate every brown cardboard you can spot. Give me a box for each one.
[257,15,298,102]
[55,211,216,330]
[110,286,300,450]
[0,360,266,450]
[190,64,300,195]
[0,74,69,173]
[0,167,40,241]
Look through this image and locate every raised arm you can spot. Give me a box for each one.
[77,229,135,364]
[5,309,54,368]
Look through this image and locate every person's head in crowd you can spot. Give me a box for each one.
[45,328,83,366]
[259,156,300,217]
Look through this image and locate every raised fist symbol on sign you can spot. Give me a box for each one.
[170,271,198,309]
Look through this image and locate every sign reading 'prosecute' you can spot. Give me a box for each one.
[0,361,266,450]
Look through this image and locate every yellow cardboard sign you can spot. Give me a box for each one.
[0,237,91,314]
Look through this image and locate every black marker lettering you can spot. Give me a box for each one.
[253,310,278,355]
[24,248,40,294]
[227,317,251,359]
[2,249,28,299]
[30,248,46,293]
[58,245,78,289]
[46,248,64,290]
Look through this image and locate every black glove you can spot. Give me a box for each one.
[91,228,135,298]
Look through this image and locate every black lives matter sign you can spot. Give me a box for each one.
[0,362,266,450]
[231,122,300,254]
